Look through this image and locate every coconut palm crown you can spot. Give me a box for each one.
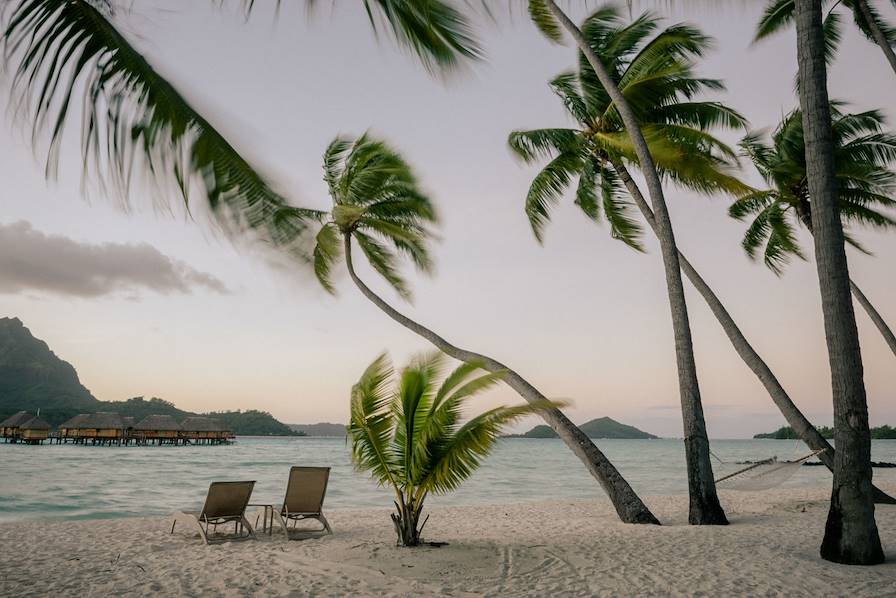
[508,6,749,248]
[293,134,437,300]
[732,105,896,274]
[348,351,555,545]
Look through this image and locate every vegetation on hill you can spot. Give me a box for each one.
[512,417,658,439]
[755,426,896,440]
[289,423,346,437]
[0,318,298,435]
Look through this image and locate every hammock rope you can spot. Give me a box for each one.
[713,449,827,491]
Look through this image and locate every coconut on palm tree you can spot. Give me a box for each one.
[278,133,660,525]
[525,2,729,525]
[348,351,556,546]
[510,7,894,505]
[734,106,896,358]
[0,0,481,261]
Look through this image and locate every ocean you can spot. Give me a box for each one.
[1,437,895,522]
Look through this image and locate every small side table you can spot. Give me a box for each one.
[249,504,276,536]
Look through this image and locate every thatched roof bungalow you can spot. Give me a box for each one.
[133,415,181,442]
[58,414,89,438]
[19,416,50,442]
[60,413,127,440]
[1,411,35,438]
[180,417,229,441]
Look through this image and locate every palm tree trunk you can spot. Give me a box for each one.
[544,0,725,525]
[794,0,884,565]
[343,235,659,524]
[611,160,895,505]
[855,0,896,77]
[849,280,896,358]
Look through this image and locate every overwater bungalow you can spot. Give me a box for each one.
[179,417,231,445]
[58,414,89,441]
[133,415,182,445]
[58,413,127,445]
[19,416,50,444]
[0,411,35,442]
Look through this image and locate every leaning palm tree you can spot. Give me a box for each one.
[734,107,896,359]
[526,1,727,525]
[791,0,884,565]
[756,0,896,78]
[281,133,659,525]
[349,351,556,546]
[1,0,481,260]
[509,7,894,506]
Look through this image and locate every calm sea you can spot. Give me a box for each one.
[1,437,895,522]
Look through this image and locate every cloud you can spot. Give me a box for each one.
[0,221,229,298]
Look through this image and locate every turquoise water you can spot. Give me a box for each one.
[1,437,895,522]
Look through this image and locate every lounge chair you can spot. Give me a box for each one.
[170,481,257,544]
[266,466,332,540]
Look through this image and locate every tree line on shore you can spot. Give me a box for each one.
[756,425,896,440]
[2,0,892,565]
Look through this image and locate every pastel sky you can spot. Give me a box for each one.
[1,1,894,438]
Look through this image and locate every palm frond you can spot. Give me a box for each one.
[1,0,319,253]
[420,399,557,494]
[507,128,581,163]
[755,0,795,41]
[354,231,411,299]
[524,150,584,242]
[528,0,564,43]
[348,353,399,488]
[313,222,343,294]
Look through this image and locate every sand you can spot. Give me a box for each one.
[2,483,895,597]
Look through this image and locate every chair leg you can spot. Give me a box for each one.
[241,515,256,539]
[317,514,332,535]
[192,518,209,545]
[272,512,289,542]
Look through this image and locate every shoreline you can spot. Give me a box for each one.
[2,484,894,596]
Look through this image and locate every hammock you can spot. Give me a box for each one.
[713,449,827,491]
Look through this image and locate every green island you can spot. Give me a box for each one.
[507,417,658,439]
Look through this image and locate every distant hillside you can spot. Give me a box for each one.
[0,317,101,422]
[755,425,896,440]
[289,422,346,437]
[512,417,658,439]
[0,317,298,436]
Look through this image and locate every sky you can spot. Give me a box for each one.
[1,1,894,438]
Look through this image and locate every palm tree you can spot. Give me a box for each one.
[756,0,896,78]
[509,7,895,505]
[0,0,481,261]
[734,107,896,359]
[348,351,556,546]
[792,0,884,565]
[284,133,660,525]
[527,1,727,525]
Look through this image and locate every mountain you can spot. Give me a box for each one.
[0,317,101,422]
[289,422,346,437]
[755,425,896,440]
[0,317,298,436]
[513,417,658,439]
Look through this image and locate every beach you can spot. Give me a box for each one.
[2,484,895,597]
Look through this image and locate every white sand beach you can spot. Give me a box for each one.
[2,482,895,597]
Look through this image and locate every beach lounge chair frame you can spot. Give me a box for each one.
[270,466,332,540]
[170,481,257,544]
